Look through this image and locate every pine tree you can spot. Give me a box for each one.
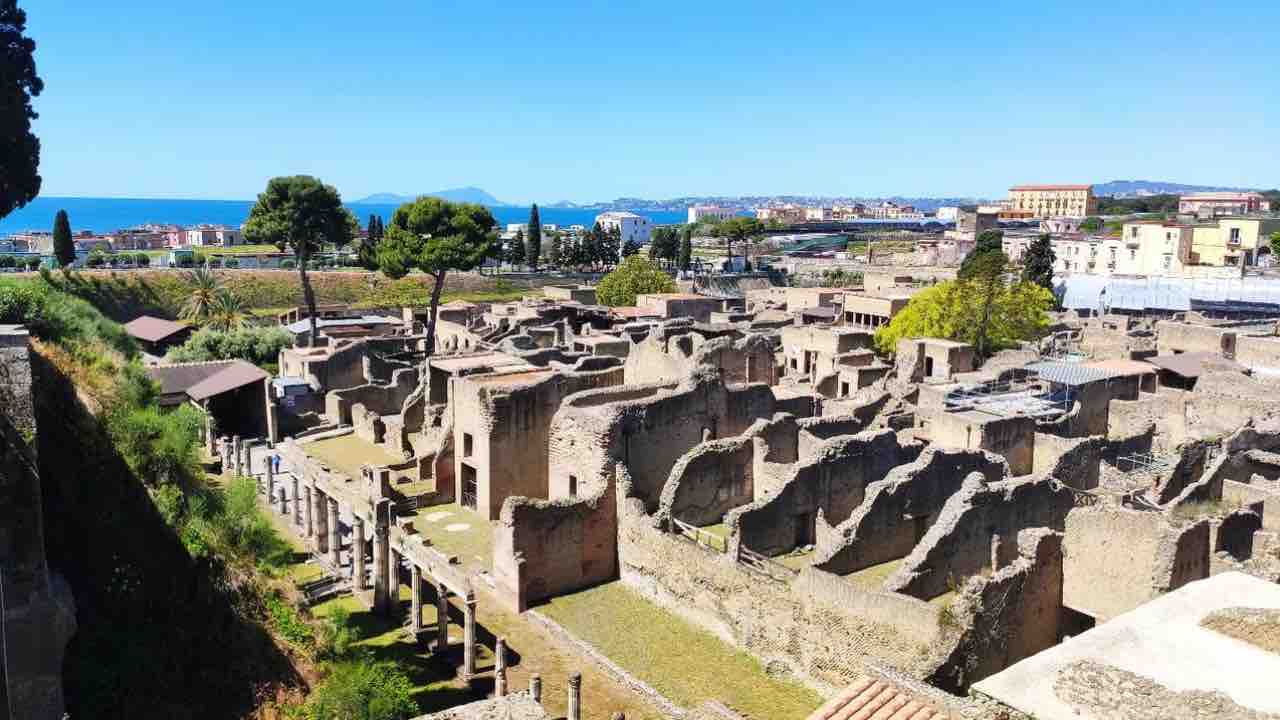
[0,2,43,219]
[1021,233,1056,292]
[359,214,384,269]
[547,232,562,269]
[53,209,74,267]
[679,226,693,271]
[509,228,526,267]
[526,204,542,271]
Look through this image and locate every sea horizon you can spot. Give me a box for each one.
[0,196,690,236]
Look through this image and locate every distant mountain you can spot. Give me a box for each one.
[354,187,507,206]
[1093,180,1260,198]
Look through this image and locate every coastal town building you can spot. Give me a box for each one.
[687,205,735,223]
[1008,184,1098,218]
[1179,191,1271,218]
[184,224,244,246]
[593,211,652,251]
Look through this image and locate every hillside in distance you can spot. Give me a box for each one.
[355,187,507,205]
[1093,179,1261,198]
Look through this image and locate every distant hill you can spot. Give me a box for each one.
[1093,180,1260,198]
[354,187,507,206]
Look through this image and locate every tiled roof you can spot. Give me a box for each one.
[807,676,947,720]
[124,315,189,343]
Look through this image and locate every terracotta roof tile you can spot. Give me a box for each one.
[807,677,946,720]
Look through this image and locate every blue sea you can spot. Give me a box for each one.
[0,196,689,235]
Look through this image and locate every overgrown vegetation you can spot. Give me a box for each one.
[165,325,292,367]
[596,255,676,306]
[875,278,1053,357]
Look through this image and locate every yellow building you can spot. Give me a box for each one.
[1190,217,1280,268]
[1007,184,1098,218]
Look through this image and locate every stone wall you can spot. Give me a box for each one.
[1155,320,1236,357]
[1062,506,1210,621]
[1236,334,1280,372]
[1032,428,1154,490]
[814,447,1008,575]
[795,393,889,457]
[930,411,1034,477]
[657,436,755,527]
[731,430,910,557]
[493,480,618,613]
[886,477,1072,601]
[324,366,419,425]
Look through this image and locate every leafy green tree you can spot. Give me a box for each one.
[1021,233,1056,292]
[595,256,675,307]
[622,238,642,258]
[965,250,1009,358]
[713,216,764,269]
[244,176,354,345]
[508,227,526,267]
[873,273,1052,358]
[165,326,292,366]
[526,204,542,271]
[1269,231,1280,261]
[958,229,1004,278]
[53,209,75,267]
[306,659,417,720]
[1079,216,1102,233]
[358,214,384,269]
[679,227,693,271]
[0,1,43,220]
[376,197,495,356]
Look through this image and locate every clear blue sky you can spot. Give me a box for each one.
[25,0,1279,203]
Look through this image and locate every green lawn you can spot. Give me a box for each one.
[412,501,494,568]
[540,582,823,719]
[302,434,404,479]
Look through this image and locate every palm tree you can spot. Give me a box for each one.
[180,267,222,323]
[207,291,248,332]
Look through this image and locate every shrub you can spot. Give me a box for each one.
[165,325,292,367]
[265,591,315,650]
[0,276,137,357]
[225,259,239,269]
[135,253,150,267]
[595,256,676,307]
[0,255,14,269]
[105,402,204,488]
[306,659,417,720]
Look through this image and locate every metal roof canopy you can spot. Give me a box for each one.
[1024,360,1120,386]
[1058,275,1280,313]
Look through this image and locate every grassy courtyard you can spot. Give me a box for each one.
[540,581,823,719]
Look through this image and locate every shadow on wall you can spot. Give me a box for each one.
[33,353,302,719]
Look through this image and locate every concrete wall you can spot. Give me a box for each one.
[1062,506,1210,621]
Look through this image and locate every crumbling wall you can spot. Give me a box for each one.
[815,448,1008,575]
[1109,390,1189,452]
[886,477,1072,601]
[325,366,419,425]
[1155,320,1236,357]
[932,529,1064,691]
[1033,427,1154,490]
[1062,506,1210,621]
[618,496,957,690]
[796,392,890,457]
[657,436,754,527]
[493,478,618,613]
[1151,441,1211,505]
[732,429,909,557]
[1187,372,1280,438]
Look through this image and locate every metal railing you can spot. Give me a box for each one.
[1116,452,1173,475]
[460,491,477,510]
[671,517,727,554]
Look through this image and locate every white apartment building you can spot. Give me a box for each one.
[1179,192,1271,218]
[185,225,243,246]
[687,205,735,224]
[935,206,961,221]
[804,207,833,222]
[1052,224,1195,277]
[594,211,652,254]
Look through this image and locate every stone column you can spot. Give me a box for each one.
[277,486,287,514]
[292,477,302,527]
[232,435,243,477]
[463,593,477,678]
[387,546,400,612]
[372,521,389,613]
[328,498,341,567]
[313,489,329,555]
[529,674,542,704]
[435,583,449,651]
[352,518,366,591]
[568,672,582,720]
[409,565,423,635]
[494,637,507,697]
[220,436,230,475]
[265,453,275,503]
[303,485,314,538]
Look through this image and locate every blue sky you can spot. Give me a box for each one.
[25,0,1279,203]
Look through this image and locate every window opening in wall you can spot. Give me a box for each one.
[568,475,578,497]
[841,381,850,397]
[461,464,478,509]
[463,432,473,457]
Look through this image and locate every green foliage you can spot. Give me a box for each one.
[1080,216,1102,233]
[526,204,541,270]
[53,209,75,266]
[165,325,292,366]
[1270,231,1280,259]
[621,238,642,257]
[376,197,496,280]
[1096,193,1179,215]
[595,256,676,307]
[712,216,764,261]
[358,214,384,270]
[180,266,223,322]
[105,402,204,488]
[315,604,357,661]
[0,1,42,220]
[305,659,417,720]
[0,275,137,358]
[266,590,316,650]
[958,230,1004,278]
[874,278,1053,357]
[207,289,249,331]
[1021,233,1056,292]
[649,226,680,264]
[508,227,526,266]
[679,227,693,271]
